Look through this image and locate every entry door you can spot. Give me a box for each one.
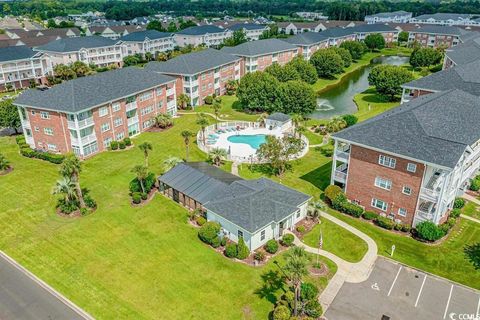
[173,190,179,202]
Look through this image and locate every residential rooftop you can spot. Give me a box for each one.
[445,37,480,65]
[412,13,474,21]
[351,23,398,33]
[320,27,356,38]
[119,30,173,42]
[282,31,329,45]
[144,48,240,75]
[228,23,267,31]
[176,25,225,35]
[14,67,175,113]
[410,25,467,36]
[0,45,40,62]
[220,38,297,57]
[365,11,411,18]
[35,35,120,52]
[333,89,480,168]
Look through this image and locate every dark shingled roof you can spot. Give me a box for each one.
[410,25,466,36]
[145,48,240,75]
[351,23,398,33]
[282,32,329,45]
[333,89,480,168]
[320,27,356,38]
[413,13,472,21]
[36,35,119,52]
[204,178,311,233]
[229,23,267,31]
[267,112,291,122]
[446,37,480,65]
[366,11,410,18]
[176,25,225,35]
[14,67,175,113]
[221,38,297,57]
[0,45,39,62]
[402,60,480,96]
[120,30,173,42]
[158,162,243,204]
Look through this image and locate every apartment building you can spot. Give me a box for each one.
[401,59,480,103]
[410,13,480,26]
[85,25,146,40]
[221,38,298,73]
[320,28,357,46]
[277,22,324,35]
[174,25,232,47]
[13,67,177,158]
[5,28,81,40]
[282,32,329,60]
[228,23,268,41]
[119,30,175,57]
[364,11,412,24]
[351,24,399,43]
[408,25,477,48]
[35,36,126,68]
[0,46,52,91]
[331,89,480,226]
[145,48,242,107]
[443,37,480,69]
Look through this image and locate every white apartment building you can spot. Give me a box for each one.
[174,25,232,47]
[119,30,175,56]
[364,11,412,24]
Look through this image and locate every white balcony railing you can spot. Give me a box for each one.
[167,100,176,109]
[127,115,139,126]
[25,135,34,145]
[21,119,30,128]
[334,170,347,183]
[166,88,174,96]
[71,133,97,146]
[126,102,137,112]
[420,187,439,202]
[68,117,94,130]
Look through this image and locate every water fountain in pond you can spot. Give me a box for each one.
[316,99,335,111]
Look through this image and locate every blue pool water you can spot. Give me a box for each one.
[227,134,267,149]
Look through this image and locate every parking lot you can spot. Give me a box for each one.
[325,257,480,320]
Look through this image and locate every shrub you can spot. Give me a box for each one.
[254,251,266,261]
[363,211,378,220]
[132,192,142,204]
[375,216,394,230]
[56,198,79,214]
[17,140,65,164]
[324,185,343,203]
[300,282,319,301]
[211,236,221,248]
[265,239,279,254]
[447,217,456,229]
[453,198,466,209]
[416,221,445,241]
[195,216,206,226]
[129,172,156,194]
[80,207,88,216]
[220,236,227,247]
[140,192,148,200]
[296,225,306,233]
[236,237,250,259]
[273,305,291,320]
[204,95,213,105]
[450,208,461,219]
[123,137,132,146]
[198,221,221,245]
[84,195,96,208]
[16,135,26,144]
[119,141,126,149]
[110,141,119,150]
[339,201,363,217]
[281,234,295,246]
[394,223,403,231]
[303,300,323,318]
[342,114,358,127]
[225,243,237,258]
[401,224,411,233]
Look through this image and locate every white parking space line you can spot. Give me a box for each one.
[476,295,480,317]
[415,274,427,307]
[443,285,454,319]
[388,265,402,297]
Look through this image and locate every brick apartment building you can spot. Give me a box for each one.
[443,37,480,69]
[320,28,357,46]
[119,30,175,57]
[351,23,399,43]
[221,38,298,73]
[14,67,177,158]
[35,35,126,68]
[145,48,242,107]
[331,89,480,226]
[408,25,478,48]
[283,32,329,60]
[0,46,52,91]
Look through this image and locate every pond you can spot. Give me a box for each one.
[310,55,410,119]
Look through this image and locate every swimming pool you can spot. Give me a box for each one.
[227,134,267,149]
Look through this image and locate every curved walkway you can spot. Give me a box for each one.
[289,210,378,311]
[460,194,480,224]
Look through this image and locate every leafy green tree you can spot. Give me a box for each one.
[415,221,445,241]
[71,61,92,77]
[0,99,20,134]
[225,79,238,95]
[339,40,366,60]
[310,49,344,78]
[368,65,414,101]
[53,64,76,81]
[329,47,352,68]
[223,29,247,47]
[236,237,250,259]
[256,135,303,176]
[409,47,443,69]
[364,33,386,51]
[47,18,57,28]
[60,153,85,208]
[138,142,153,167]
[286,56,317,84]
[146,20,166,32]
[123,54,142,67]
[464,242,480,270]
[167,21,178,32]
[265,63,300,82]
[208,147,228,166]
[196,113,209,144]
[237,71,280,112]
[276,80,316,115]
[131,165,148,194]
[398,31,409,43]
[180,130,193,161]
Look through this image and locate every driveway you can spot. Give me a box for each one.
[0,252,90,320]
[325,257,480,320]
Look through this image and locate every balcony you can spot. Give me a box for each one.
[67,117,94,130]
[420,187,440,202]
[127,115,139,126]
[416,200,436,221]
[166,88,174,97]
[214,72,220,78]
[71,133,97,146]
[25,135,34,145]
[333,163,348,183]
[167,100,176,109]
[21,119,30,128]
[126,101,137,112]
[335,144,350,162]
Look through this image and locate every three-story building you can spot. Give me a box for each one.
[119,30,175,57]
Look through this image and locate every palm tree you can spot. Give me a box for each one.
[257,113,268,127]
[196,113,209,144]
[0,153,10,171]
[291,113,303,137]
[138,142,153,167]
[208,148,228,166]
[163,156,183,171]
[131,165,148,193]
[181,130,193,161]
[145,52,153,62]
[71,61,92,77]
[177,93,190,110]
[212,99,222,121]
[284,247,309,316]
[155,113,173,129]
[53,177,77,203]
[296,126,306,139]
[156,52,168,61]
[60,153,85,208]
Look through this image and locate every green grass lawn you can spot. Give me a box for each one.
[0,116,337,320]
[462,201,480,220]
[185,95,258,122]
[353,87,399,122]
[302,217,368,263]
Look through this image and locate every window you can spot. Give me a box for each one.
[114,118,123,127]
[112,103,121,112]
[103,137,112,148]
[141,105,154,116]
[407,163,417,173]
[402,186,412,195]
[371,198,388,211]
[31,110,36,115]
[398,208,407,217]
[378,155,396,168]
[34,126,39,132]
[47,143,57,151]
[40,111,50,119]
[156,87,163,96]
[202,84,206,91]
[201,73,206,80]
[139,91,153,102]
[100,122,110,132]
[237,230,243,239]
[99,107,108,117]
[260,230,265,241]
[143,119,154,129]
[296,210,300,218]
[374,177,392,190]
[44,127,53,135]
[116,132,125,140]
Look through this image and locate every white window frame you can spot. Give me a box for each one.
[374,177,392,190]
[237,230,243,239]
[371,198,388,211]
[112,102,121,112]
[402,186,412,195]
[139,91,153,102]
[40,111,50,119]
[407,163,417,173]
[99,107,108,117]
[114,117,123,127]
[116,132,125,140]
[44,127,53,136]
[378,155,396,168]
[100,122,110,132]
[47,143,57,151]
[398,208,407,217]
[260,230,265,241]
[156,87,163,96]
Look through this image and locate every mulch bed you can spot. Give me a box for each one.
[147,125,174,133]
[466,190,479,197]
[293,218,318,238]
[0,166,13,175]
[131,188,158,207]
[110,145,134,152]
[309,263,329,277]
[56,206,96,218]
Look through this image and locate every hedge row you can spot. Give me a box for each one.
[16,136,65,164]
